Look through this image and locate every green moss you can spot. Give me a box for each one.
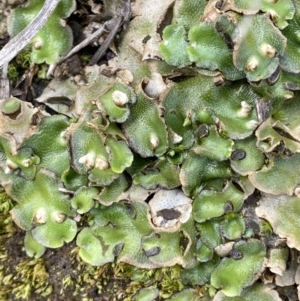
[4,0,300,299]
[211,240,266,296]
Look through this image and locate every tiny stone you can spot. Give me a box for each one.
[230,249,243,260]
[266,66,280,85]
[156,208,181,220]
[215,0,224,10]
[144,246,161,257]
[196,124,209,138]
[113,243,124,256]
[231,149,246,160]
[224,201,234,213]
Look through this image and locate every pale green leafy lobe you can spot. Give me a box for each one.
[8,0,76,64]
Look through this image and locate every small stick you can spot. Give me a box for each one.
[89,0,131,65]
[48,17,120,77]
[89,16,123,65]
[47,22,108,77]
[56,24,108,65]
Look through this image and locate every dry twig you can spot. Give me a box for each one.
[89,0,131,65]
